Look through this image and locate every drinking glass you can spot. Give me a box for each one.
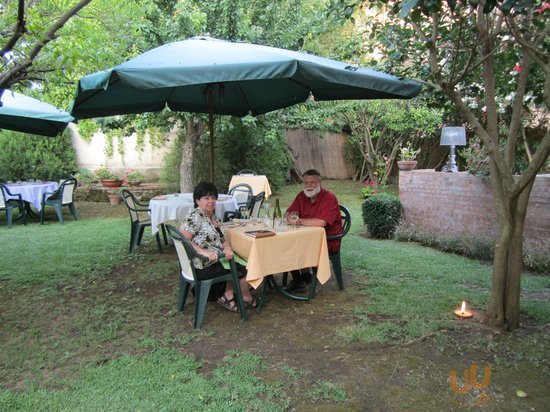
[241,209,250,220]
[290,211,299,229]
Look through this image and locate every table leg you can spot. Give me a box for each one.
[25,202,38,218]
[268,274,317,302]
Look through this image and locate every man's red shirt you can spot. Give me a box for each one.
[287,188,342,253]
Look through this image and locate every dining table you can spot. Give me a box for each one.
[224,222,331,290]
[149,193,239,234]
[229,174,272,199]
[4,181,59,212]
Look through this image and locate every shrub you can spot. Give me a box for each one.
[75,168,97,186]
[394,224,549,273]
[394,224,494,261]
[362,193,402,238]
[0,130,77,181]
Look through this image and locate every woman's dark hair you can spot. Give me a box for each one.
[193,181,218,207]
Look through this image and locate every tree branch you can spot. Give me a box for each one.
[0,0,26,58]
[506,54,530,167]
[0,0,93,91]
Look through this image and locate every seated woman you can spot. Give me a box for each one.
[179,181,256,312]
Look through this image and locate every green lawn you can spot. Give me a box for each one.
[0,180,548,411]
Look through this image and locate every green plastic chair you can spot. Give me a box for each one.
[227,183,253,211]
[0,183,27,228]
[280,204,351,295]
[40,178,78,224]
[327,205,352,291]
[224,191,265,222]
[236,169,257,175]
[165,224,247,330]
[121,189,164,253]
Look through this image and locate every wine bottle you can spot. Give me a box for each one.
[272,198,282,229]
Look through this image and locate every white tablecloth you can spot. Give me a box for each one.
[149,193,238,234]
[5,181,59,211]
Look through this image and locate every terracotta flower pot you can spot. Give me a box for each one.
[108,194,121,205]
[397,161,417,171]
[101,179,123,188]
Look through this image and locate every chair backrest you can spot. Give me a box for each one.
[237,169,257,175]
[60,178,77,204]
[0,184,7,208]
[249,191,265,218]
[166,224,202,282]
[228,183,253,208]
[327,205,351,241]
[121,189,142,223]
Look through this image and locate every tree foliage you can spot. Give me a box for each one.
[0,129,77,180]
[329,0,550,330]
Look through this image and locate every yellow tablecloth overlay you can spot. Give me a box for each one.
[229,175,272,199]
[225,224,330,289]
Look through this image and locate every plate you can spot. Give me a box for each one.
[222,222,239,228]
[231,218,248,223]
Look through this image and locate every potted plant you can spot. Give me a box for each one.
[398,141,420,171]
[108,188,123,205]
[95,166,123,187]
[125,169,145,186]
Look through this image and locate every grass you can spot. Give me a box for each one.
[0,217,130,287]
[0,350,284,411]
[0,180,549,410]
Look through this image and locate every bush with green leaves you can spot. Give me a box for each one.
[0,130,78,181]
[394,224,549,274]
[362,193,402,238]
[192,116,291,191]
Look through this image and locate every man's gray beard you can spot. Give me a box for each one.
[304,185,321,198]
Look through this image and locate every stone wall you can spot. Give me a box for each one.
[399,170,550,243]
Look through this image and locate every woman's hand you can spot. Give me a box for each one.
[223,245,234,260]
[203,250,218,262]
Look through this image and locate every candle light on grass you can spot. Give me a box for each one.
[454,300,473,318]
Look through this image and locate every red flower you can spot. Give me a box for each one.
[514,64,522,73]
[535,2,550,13]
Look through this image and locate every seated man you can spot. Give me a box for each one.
[285,169,342,292]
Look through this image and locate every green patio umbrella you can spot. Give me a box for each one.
[71,36,422,181]
[0,90,74,137]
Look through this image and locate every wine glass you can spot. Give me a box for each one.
[262,204,271,230]
[241,208,250,220]
[290,211,299,229]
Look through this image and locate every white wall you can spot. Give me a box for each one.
[70,125,176,176]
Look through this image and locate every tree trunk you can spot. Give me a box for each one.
[179,118,204,193]
[486,175,536,330]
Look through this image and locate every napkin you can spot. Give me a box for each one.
[152,195,168,200]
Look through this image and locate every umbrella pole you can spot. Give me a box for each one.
[207,85,215,183]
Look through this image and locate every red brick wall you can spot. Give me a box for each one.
[399,170,550,243]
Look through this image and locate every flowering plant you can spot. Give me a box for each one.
[459,136,490,177]
[399,141,420,161]
[95,167,120,180]
[361,179,377,198]
[125,169,145,183]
